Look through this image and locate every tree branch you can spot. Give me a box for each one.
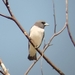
[2,0,13,16]
[0,59,10,75]
[66,0,75,46]
[0,70,5,75]
[0,13,12,20]
[52,0,57,33]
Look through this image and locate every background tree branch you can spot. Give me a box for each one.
[52,0,57,33]
[66,0,75,46]
[0,59,10,75]
[0,70,5,75]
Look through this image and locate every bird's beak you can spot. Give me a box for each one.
[44,22,49,26]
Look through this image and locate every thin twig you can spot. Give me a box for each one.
[67,25,75,46]
[2,0,13,16]
[0,13,12,20]
[66,0,75,46]
[41,57,43,75]
[52,0,57,33]
[40,39,46,75]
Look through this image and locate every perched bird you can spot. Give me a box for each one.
[28,21,49,60]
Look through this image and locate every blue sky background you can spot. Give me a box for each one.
[0,0,75,75]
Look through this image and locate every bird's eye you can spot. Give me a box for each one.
[41,22,45,24]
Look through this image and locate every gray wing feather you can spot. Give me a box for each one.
[28,31,30,51]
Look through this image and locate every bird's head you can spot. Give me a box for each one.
[35,21,49,29]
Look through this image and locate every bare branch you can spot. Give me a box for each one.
[40,57,43,75]
[0,13,12,20]
[40,40,46,75]
[0,59,10,75]
[0,70,5,75]
[2,0,13,16]
[66,0,75,46]
[2,0,8,6]
[52,0,57,33]
[67,25,75,46]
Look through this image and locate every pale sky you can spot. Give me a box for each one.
[0,0,75,75]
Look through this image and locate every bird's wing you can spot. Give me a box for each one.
[37,31,45,48]
[28,31,30,51]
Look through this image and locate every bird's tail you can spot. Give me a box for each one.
[28,54,37,61]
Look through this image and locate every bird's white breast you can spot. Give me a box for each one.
[30,25,44,46]
[29,26,44,56]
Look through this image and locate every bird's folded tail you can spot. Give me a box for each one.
[28,54,37,61]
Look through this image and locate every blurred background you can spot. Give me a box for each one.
[0,0,75,75]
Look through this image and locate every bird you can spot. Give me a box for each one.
[28,21,49,61]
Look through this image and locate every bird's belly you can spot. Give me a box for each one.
[29,32,43,56]
[30,31,43,47]
[29,27,44,56]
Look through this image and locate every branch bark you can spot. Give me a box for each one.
[0,70,5,75]
[66,0,75,46]
[0,59,10,75]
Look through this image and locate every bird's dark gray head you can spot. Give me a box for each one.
[34,21,49,29]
